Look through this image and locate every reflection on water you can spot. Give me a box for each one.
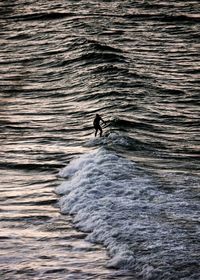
[0,170,135,279]
[0,0,199,279]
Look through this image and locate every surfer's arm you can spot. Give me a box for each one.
[100,118,106,124]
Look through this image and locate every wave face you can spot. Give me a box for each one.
[0,0,199,279]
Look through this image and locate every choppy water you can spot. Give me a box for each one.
[0,1,199,279]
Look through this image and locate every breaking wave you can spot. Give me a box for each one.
[56,147,199,279]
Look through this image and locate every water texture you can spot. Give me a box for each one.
[0,1,199,279]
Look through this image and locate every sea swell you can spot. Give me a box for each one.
[1,0,200,279]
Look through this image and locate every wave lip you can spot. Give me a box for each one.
[56,148,199,278]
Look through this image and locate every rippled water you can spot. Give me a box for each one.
[0,1,199,279]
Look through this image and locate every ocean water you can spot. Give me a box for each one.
[0,1,199,279]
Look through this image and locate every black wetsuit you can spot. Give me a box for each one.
[93,115,104,137]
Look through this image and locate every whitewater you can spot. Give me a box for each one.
[56,136,199,279]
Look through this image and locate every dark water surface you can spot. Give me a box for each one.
[0,1,199,279]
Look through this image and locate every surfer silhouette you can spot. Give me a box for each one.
[93,114,105,137]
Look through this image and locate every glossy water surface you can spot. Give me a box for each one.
[0,1,199,279]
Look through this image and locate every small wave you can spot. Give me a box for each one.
[125,13,200,23]
[7,12,75,21]
[113,118,161,135]
[57,50,126,69]
[1,162,62,171]
[59,39,126,68]
[92,65,128,75]
[159,88,185,96]
[161,14,200,23]
[89,41,122,54]
[80,52,125,64]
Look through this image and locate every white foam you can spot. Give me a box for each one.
[56,148,200,278]
[84,132,131,148]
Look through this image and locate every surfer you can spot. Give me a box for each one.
[93,114,105,137]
